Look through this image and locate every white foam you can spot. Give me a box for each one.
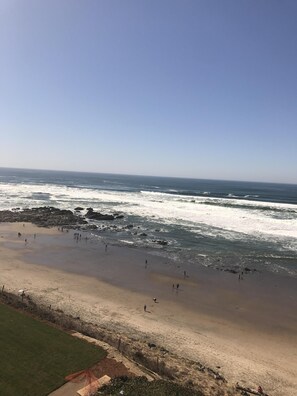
[1,182,297,246]
[119,239,134,245]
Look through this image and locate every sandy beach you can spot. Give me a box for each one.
[1,222,297,395]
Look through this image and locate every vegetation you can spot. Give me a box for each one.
[0,302,106,396]
[99,376,204,396]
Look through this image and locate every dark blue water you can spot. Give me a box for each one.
[1,167,297,204]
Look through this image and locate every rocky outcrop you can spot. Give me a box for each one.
[0,206,125,228]
[85,209,115,221]
[0,207,87,228]
[152,239,168,246]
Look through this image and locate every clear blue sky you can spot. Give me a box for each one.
[1,0,296,183]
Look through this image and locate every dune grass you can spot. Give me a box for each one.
[0,302,106,396]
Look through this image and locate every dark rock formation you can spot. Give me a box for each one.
[0,207,87,228]
[152,239,168,246]
[224,269,237,274]
[80,224,98,230]
[85,209,115,221]
[0,206,125,230]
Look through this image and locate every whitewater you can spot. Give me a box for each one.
[0,168,296,277]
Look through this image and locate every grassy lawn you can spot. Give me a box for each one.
[0,303,106,396]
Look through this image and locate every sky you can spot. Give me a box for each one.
[0,0,297,183]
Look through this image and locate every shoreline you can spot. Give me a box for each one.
[1,222,297,395]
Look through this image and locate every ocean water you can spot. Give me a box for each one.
[0,167,297,277]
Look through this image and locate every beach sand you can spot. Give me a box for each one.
[0,223,297,395]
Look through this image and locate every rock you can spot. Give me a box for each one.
[224,269,237,274]
[0,207,86,228]
[152,239,168,246]
[81,224,98,230]
[139,233,147,237]
[115,215,124,219]
[86,210,115,221]
[74,207,84,211]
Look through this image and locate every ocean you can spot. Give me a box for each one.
[0,167,297,277]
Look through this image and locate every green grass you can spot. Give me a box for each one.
[0,303,106,396]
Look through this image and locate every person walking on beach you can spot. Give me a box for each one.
[144,304,147,312]
[145,259,148,269]
[105,244,108,252]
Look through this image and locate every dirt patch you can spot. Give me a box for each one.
[91,357,133,379]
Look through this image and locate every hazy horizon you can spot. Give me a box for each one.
[1,165,296,186]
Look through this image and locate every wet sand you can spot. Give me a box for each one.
[0,222,297,395]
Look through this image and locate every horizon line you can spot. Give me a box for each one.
[0,166,296,186]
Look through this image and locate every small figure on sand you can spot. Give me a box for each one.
[105,244,108,252]
[183,270,187,278]
[153,297,157,303]
[144,304,147,312]
[176,283,179,289]
[145,259,148,269]
[18,289,25,301]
